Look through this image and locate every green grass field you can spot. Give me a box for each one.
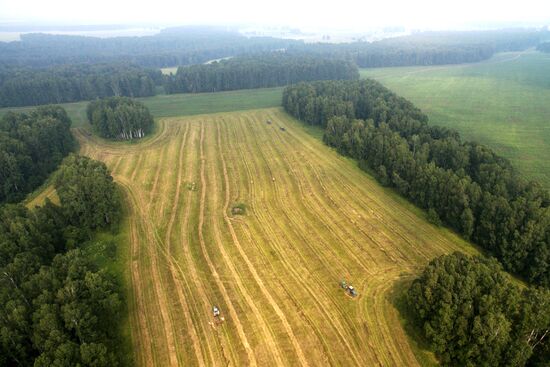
[0,87,283,128]
[361,51,550,187]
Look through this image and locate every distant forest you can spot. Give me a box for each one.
[0,26,297,68]
[0,27,547,108]
[164,54,359,93]
[0,64,161,107]
[283,80,549,288]
[288,29,547,67]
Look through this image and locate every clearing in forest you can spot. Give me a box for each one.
[76,107,476,366]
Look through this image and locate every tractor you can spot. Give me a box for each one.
[213,306,220,317]
[340,279,358,297]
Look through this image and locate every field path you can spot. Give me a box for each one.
[76,108,477,366]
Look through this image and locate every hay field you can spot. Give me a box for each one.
[76,108,476,366]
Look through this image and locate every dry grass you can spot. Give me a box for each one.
[75,107,477,366]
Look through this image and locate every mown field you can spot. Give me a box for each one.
[361,51,550,187]
[0,87,283,127]
[74,107,477,366]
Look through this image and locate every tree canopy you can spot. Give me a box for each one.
[288,29,547,67]
[87,97,155,140]
[0,105,75,204]
[283,80,550,288]
[164,53,359,94]
[0,63,159,108]
[0,154,123,366]
[54,154,122,232]
[408,253,550,366]
[0,27,299,68]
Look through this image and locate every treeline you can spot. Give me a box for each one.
[288,29,548,67]
[0,63,161,108]
[0,26,299,68]
[408,253,549,366]
[164,53,359,94]
[283,80,549,287]
[0,106,75,204]
[0,154,123,366]
[537,42,550,53]
[87,97,154,140]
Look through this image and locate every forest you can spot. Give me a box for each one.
[287,29,547,67]
[0,106,75,204]
[87,97,154,140]
[408,253,549,366]
[163,53,359,93]
[0,154,124,366]
[0,26,298,68]
[0,27,545,84]
[283,80,549,288]
[0,63,161,108]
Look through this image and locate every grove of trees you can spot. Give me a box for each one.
[0,106,75,204]
[408,253,549,366]
[163,53,360,94]
[87,97,154,140]
[283,80,549,288]
[0,154,123,366]
[0,63,160,108]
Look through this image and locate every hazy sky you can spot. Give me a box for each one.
[1,0,549,30]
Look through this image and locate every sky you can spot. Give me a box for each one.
[0,0,549,31]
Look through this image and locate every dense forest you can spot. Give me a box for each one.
[0,27,545,75]
[408,253,549,366]
[0,26,298,68]
[0,63,160,108]
[0,154,124,366]
[288,29,547,67]
[283,80,549,288]
[164,53,359,93]
[87,97,154,140]
[0,106,75,204]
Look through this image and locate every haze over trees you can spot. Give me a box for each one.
[87,97,154,140]
[288,29,548,67]
[283,80,549,287]
[408,253,550,366]
[0,106,75,204]
[163,53,359,93]
[0,155,123,366]
[0,26,298,68]
[0,63,160,108]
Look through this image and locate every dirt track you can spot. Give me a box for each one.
[76,108,477,366]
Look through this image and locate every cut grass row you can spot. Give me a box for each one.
[361,50,550,187]
[76,107,477,366]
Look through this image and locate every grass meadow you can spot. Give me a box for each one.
[361,51,550,187]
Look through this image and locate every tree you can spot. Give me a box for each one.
[55,155,121,232]
[87,97,154,140]
[407,253,550,366]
